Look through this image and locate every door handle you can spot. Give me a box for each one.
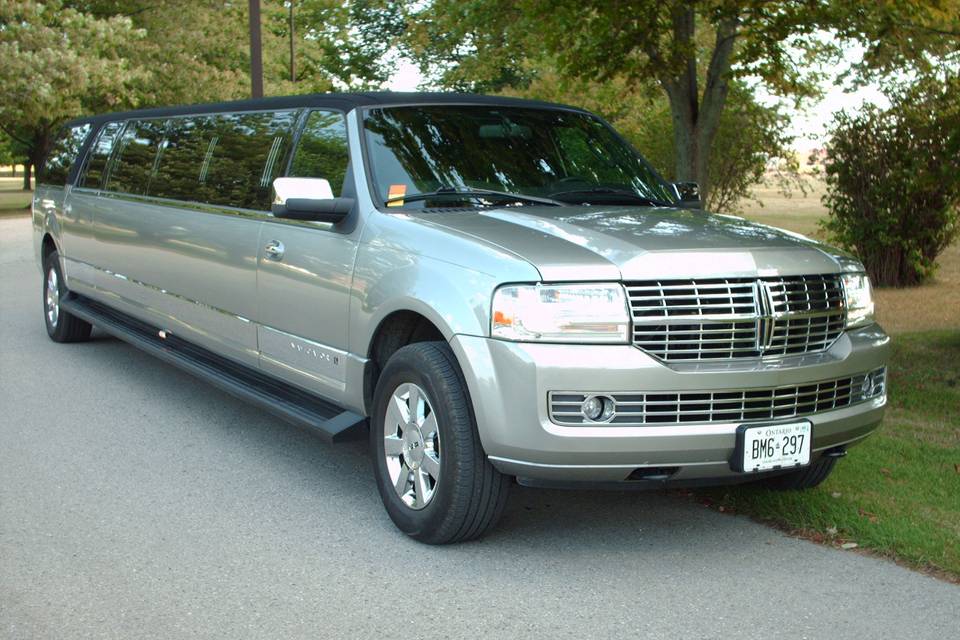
[264,240,285,261]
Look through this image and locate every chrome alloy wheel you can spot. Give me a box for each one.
[46,267,60,328]
[383,382,441,510]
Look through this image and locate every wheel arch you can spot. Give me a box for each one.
[41,233,58,262]
[363,308,447,414]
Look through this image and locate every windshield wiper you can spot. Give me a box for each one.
[548,187,671,207]
[385,186,562,207]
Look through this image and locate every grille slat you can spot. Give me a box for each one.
[549,368,885,426]
[625,274,846,361]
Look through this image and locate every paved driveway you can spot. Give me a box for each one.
[1,216,957,639]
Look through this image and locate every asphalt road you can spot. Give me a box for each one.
[1,215,957,639]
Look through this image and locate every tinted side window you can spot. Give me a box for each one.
[289,110,349,196]
[202,111,297,210]
[106,119,167,195]
[40,124,92,186]
[150,115,220,202]
[78,122,124,189]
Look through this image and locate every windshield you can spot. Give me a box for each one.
[362,105,677,209]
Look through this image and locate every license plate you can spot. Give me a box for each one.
[733,421,812,473]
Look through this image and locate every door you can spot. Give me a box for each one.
[88,110,298,367]
[256,109,359,401]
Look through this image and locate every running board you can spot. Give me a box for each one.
[60,294,367,443]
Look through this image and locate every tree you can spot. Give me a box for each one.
[821,73,960,286]
[401,0,960,204]
[0,1,143,189]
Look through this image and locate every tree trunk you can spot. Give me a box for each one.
[22,163,32,190]
[660,12,739,206]
[663,75,714,202]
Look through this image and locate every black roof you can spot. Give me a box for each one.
[66,91,587,127]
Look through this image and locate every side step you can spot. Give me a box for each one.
[61,294,367,443]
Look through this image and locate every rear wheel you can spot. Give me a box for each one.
[761,456,837,491]
[42,250,92,343]
[370,341,509,544]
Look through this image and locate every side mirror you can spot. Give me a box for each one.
[672,182,702,209]
[271,177,353,223]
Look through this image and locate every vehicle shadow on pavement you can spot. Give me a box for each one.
[82,332,760,553]
[77,329,748,550]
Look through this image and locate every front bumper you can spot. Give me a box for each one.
[450,325,890,483]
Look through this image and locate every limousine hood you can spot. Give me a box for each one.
[408,205,849,281]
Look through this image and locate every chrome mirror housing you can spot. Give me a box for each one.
[272,177,334,205]
[270,177,352,223]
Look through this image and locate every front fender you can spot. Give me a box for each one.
[348,212,541,358]
[350,250,500,354]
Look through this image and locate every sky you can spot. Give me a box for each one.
[385,45,891,153]
[758,82,889,152]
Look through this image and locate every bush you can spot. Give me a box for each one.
[821,74,960,287]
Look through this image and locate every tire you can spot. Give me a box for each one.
[42,250,92,343]
[370,341,509,544]
[760,456,837,491]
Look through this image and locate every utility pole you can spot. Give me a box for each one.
[289,2,296,84]
[248,0,264,98]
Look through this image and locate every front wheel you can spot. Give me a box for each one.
[370,342,509,544]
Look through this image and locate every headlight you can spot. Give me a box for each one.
[491,283,630,343]
[842,272,875,328]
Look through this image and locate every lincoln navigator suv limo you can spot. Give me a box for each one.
[34,92,889,543]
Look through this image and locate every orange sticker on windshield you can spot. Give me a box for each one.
[387,184,406,207]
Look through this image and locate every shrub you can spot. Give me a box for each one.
[821,74,960,287]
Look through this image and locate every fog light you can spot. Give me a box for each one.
[581,395,614,422]
[861,368,886,399]
[869,369,886,397]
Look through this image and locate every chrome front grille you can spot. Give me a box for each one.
[549,367,886,426]
[625,275,846,361]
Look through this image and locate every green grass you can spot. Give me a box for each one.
[703,331,960,579]
[0,177,32,217]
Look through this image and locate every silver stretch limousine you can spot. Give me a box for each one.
[34,93,889,543]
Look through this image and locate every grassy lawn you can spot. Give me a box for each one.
[711,176,960,581]
[0,177,33,217]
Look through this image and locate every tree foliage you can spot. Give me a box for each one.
[69,1,403,104]
[821,73,960,287]
[1,1,402,183]
[400,0,960,204]
[0,133,23,171]
[0,0,144,187]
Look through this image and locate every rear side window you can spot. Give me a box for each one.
[150,115,220,202]
[147,110,297,210]
[201,111,298,210]
[40,124,91,186]
[106,119,167,195]
[288,110,349,196]
[78,122,124,189]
